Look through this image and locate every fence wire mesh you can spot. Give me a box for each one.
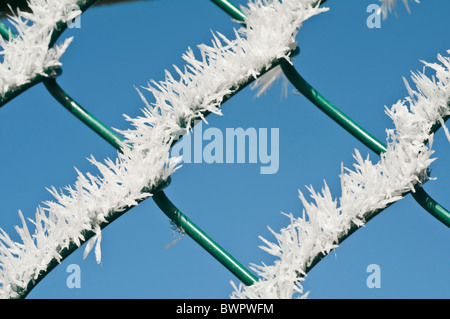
[0,0,448,298]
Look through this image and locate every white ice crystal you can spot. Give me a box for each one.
[379,0,420,19]
[231,51,450,299]
[0,0,81,96]
[0,0,327,298]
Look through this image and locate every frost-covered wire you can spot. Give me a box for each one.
[231,51,450,299]
[0,0,82,97]
[0,0,327,299]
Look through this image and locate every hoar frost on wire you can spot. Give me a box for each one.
[0,0,81,96]
[231,51,450,299]
[0,0,327,298]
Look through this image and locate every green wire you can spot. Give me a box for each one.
[411,188,450,228]
[210,0,247,22]
[280,60,386,155]
[0,21,14,41]
[214,0,450,228]
[153,192,258,286]
[43,78,125,151]
[280,60,450,228]
[210,0,328,24]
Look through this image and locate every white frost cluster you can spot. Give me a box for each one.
[0,0,327,298]
[379,0,420,19]
[0,0,81,96]
[231,52,450,299]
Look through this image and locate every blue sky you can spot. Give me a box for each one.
[0,0,449,299]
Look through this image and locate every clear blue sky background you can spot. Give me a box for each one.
[0,0,449,299]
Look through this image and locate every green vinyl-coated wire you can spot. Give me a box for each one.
[279,60,450,228]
